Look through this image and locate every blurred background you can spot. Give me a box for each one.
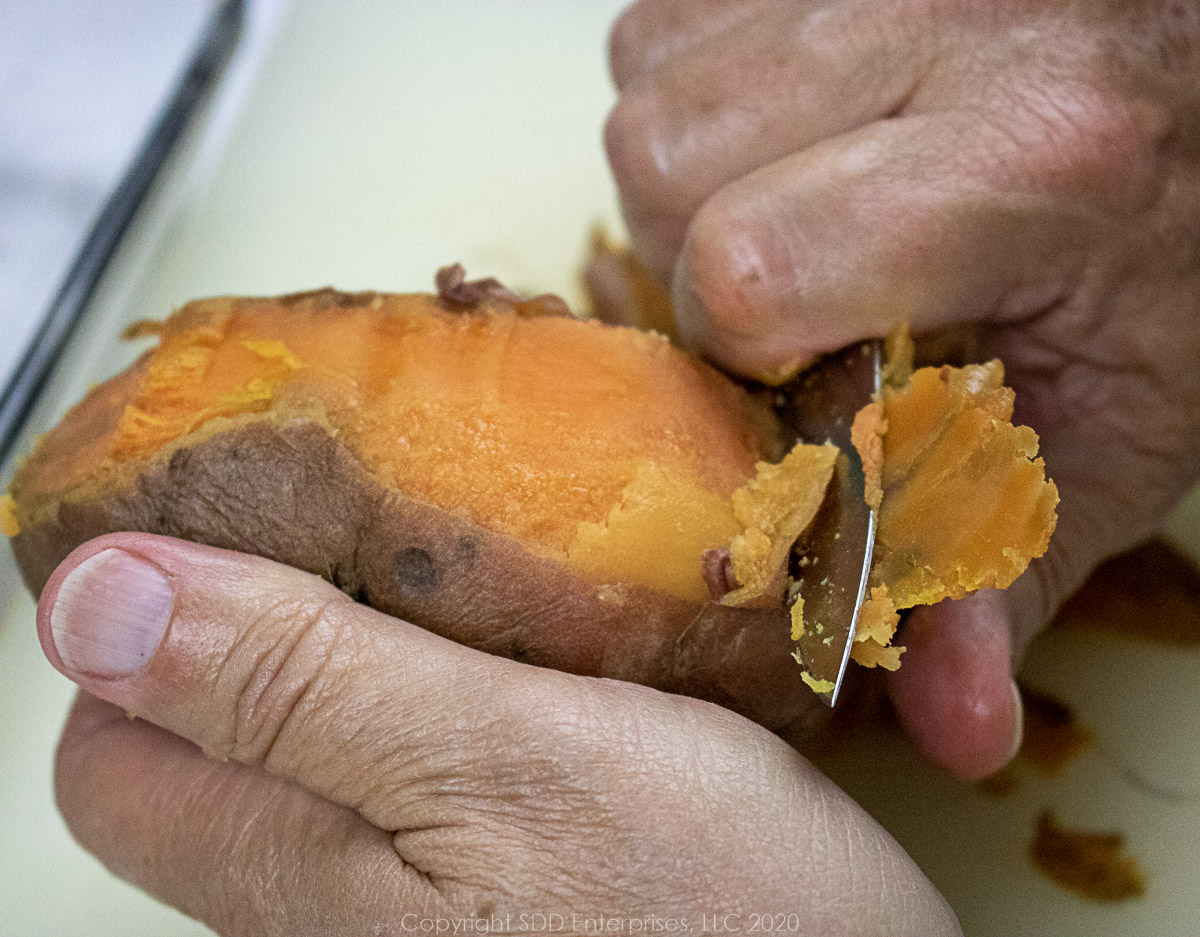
[1,0,221,395]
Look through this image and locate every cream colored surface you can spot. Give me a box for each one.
[2,1,1198,934]
[818,488,1200,936]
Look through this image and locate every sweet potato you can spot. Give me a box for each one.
[5,270,1057,732]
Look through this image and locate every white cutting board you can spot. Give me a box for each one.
[1,2,1197,934]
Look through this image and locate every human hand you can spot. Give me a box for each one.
[40,533,959,936]
[605,0,1200,778]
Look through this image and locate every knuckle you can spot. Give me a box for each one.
[603,92,666,203]
[605,93,696,276]
[1056,90,1166,201]
[980,78,1167,214]
[217,593,349,767]
[990,27,1181,208]
[605,90,710,221]
[679,191,782,341]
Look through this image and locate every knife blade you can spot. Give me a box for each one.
[781,339,882,706]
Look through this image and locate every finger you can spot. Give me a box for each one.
[56,692,437,937]
[607,0,934,279]
[670,112,1098,379]
[36,532,570,835]
[885,594,1023,781]
[883,455,1143,781]
[609,0,776,91]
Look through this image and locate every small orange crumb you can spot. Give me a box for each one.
[851,585,903,670]
[753,359,805,387]
[1031,811,1147,902]
[0,494,19,537]
[798,669,836,695]
[789,596,805,641]
[850,400,886,511]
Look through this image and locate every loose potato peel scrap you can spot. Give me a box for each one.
[1031,811,1147,902]
[835,353,1059,674]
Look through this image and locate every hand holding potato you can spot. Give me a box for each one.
[606,0,1200,777]
[40,534,960,936]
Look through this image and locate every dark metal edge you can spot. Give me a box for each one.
[0,0,245,472]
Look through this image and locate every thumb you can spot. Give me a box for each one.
[35,532,581,839]
[38,532,962,932]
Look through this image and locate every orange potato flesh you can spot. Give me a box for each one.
[848,360,1059,669]
[20,292,784,604]
[875,362,1058,602]
[567,463,744,603]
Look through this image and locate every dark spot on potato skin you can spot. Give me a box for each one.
[454,535,477,563]
[393,547,440,596]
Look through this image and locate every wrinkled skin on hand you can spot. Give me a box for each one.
[605,0,1200,778]
[42,535,960,936]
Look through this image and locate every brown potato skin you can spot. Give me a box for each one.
[11,415,822,734]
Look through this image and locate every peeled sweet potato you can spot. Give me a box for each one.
[5,269,1057,731]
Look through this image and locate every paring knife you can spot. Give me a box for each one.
[781,339,883,706]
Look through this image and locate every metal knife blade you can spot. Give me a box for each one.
[781,339,882,706]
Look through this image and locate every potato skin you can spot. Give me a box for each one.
[12,415,822,733]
